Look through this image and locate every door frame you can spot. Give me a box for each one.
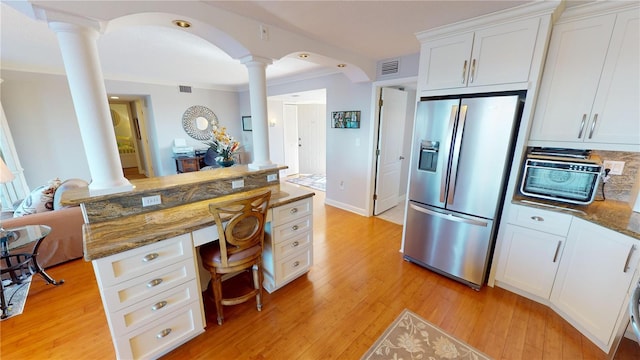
[366,76,417,217]
[108,95,155,178]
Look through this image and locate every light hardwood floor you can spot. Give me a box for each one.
[1,189,638,359]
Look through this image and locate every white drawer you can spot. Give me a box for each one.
[273,231,312,259]
[115,301,204,360]
[275,247,313,285]
[102,259,197,312]
[508,204,572,236]
[191,225,219,247]
[271,198,312,225]
[269,215,312,244]
[110,280,200,335]
[93,234,193,287]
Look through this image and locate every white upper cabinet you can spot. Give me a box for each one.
[529,6,640,150]
[418,18,540,91]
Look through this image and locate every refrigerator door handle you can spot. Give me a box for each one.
[447,105,467,205]
[439,105,458,203]
[409,203,489,227]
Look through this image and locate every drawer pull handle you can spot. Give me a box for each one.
[578,114,587,138]
[147,278,163,288]
[461,60,468,84]
[292,241,299,247]
[142,253,159,262]
[293,261,300,268]
[156,328,172,339]
[530,216,544,222]
[469,58,476,83]
[553,241,562,263]
[623,245,635,273]
[588,114,598,139]
[151,301,168,311]
[292,225,299,231]
[290,208,298,214]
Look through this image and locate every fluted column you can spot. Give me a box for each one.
[49,21,132,195]
[241,56,277,170]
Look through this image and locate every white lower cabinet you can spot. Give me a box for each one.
[263,197,314,293]
[496,204,640,353]
[495,204,572,300]
[93,234,205,360]
[550,217,640,352]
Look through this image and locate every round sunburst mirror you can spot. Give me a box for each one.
[182,105,219,140]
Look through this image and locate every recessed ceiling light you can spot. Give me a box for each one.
[110,96,119,99]
[337,64,347,68]
[173,20,191,28]
[298,53,310,59]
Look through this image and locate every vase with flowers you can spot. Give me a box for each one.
[204,126,240,167]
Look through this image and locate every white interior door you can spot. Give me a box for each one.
[297,104,326,175]
[283,104,299,176]
[374,87,408,215]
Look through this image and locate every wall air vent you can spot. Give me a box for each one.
[179,85,192,93]
[380,59,400,76]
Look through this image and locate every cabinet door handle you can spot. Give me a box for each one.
[588,114,598,139]
[292,241,299,247]
[553,241,562,263]
[461,60,468,84]
[290,208,298,214]
[623,245,635,273]
[578,114,587,138]
[147,278,163,288]
[142,253,159,262]
[152,300,168,311]
[292,261,300,268]
[156,328,172,339]
[469,58,476,83]
[292,225,299,231]
[530,216,544,222]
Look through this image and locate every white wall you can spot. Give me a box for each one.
[3,68,377,215]
[1,69,242,189]
[266,99,285,170]
[1,70,91,188]
[105,79,241,175]
[241,73,374,214]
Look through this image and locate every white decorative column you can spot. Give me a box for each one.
[241,56,277,170]
[49,21,132,195]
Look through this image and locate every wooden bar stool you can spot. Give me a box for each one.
[199,190,271,325]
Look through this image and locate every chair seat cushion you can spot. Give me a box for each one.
[200,242,261,267]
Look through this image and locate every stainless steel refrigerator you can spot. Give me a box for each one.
[403,91,525,289]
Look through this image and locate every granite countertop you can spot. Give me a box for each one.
[512,194,640,240]
[63,164,287,206]
[83,183,314,261]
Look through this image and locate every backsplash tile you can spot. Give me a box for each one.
[592,150,639,203]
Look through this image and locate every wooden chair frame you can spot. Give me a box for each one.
[199,190,271,325]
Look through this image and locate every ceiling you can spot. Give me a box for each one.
[0,0,534,95]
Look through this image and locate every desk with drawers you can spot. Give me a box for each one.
[87,185,314,359]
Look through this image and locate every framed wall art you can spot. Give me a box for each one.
[331,111,360,129]
[242,116,252,131]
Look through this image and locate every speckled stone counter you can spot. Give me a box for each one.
[62,165,286,223]
[513,194,640,240]
[83,183,314,260]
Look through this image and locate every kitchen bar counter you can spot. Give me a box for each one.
[513,194,640,240]
[83,183,314,260]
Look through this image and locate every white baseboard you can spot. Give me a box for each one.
[324,198,368,216]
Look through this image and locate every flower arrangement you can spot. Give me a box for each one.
[204,126,240,161]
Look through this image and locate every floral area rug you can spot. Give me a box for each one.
[362,309,492,360]
[1,277,31,321]
[285,174,326,192]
